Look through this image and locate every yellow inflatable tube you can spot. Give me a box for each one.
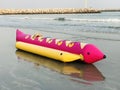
[16,41,84,62]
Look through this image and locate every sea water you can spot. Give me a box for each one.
[0,12,120,34]
[0,12,120,90]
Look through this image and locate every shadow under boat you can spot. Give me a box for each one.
[15,50,105,82]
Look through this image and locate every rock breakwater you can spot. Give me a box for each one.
[0,8,101,14]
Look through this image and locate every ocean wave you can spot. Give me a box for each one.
[26,17,120,23]
[54,18,120,23]
[68,18,120,23]
[11,16,120,23]
[42,17,120,23]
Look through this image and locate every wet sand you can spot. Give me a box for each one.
[0,27,120,90]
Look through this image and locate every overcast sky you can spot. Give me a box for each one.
[0,0,120,9]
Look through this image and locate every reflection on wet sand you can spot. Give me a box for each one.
[16,50,105,83]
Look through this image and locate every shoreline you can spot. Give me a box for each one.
[100,9,120,12]
[0,8,101,14]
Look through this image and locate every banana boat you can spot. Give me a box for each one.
[16,29,106,63]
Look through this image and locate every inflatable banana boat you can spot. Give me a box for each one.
[16,29,106,63]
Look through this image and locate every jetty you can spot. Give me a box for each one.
[0,8,101,15]
[100,9,120,12]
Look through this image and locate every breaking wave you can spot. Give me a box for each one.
[53,17,120,23]
[7,16,120,23]
[69,18,120,23]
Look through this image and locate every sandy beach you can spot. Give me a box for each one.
[0,27,120,89]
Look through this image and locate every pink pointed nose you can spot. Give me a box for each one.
[83,44,106,64]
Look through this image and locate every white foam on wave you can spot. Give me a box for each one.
[13,16,120,23]
[69,18,120,23]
